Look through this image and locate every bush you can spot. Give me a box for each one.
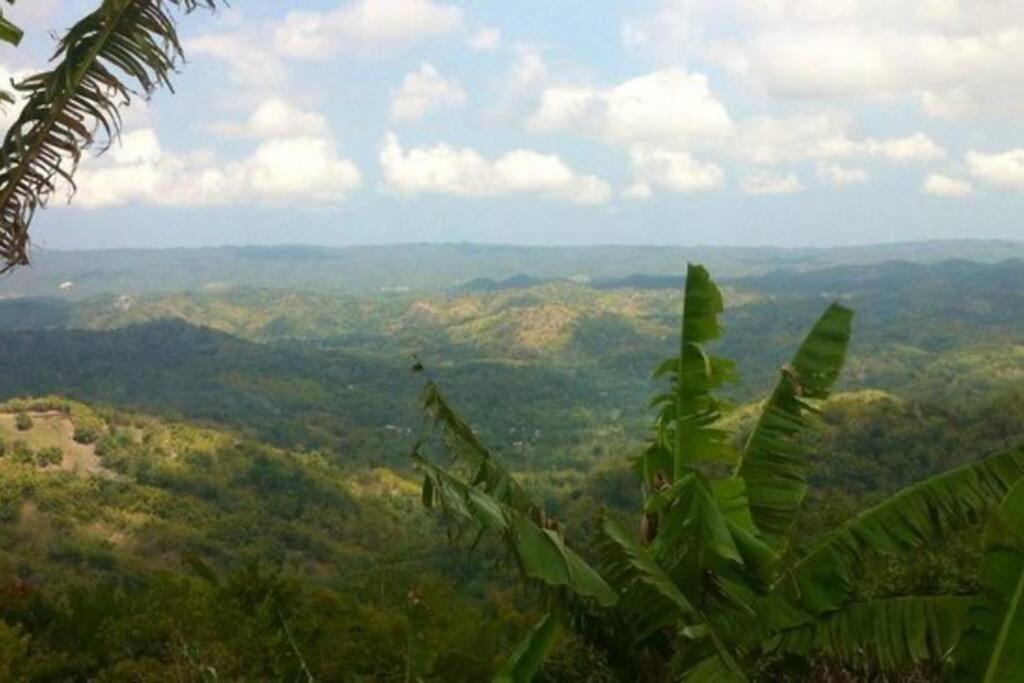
[73,423,101,445]
[14,413,32,431]
[10,441,33,465]
[36,447,64,467]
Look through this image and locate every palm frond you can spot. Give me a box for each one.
[951,478,1024,682]
[0,0,216,272]
[0,11,23,46]
[768,444,1024,626]
[736,303,853,548]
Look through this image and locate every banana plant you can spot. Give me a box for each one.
[413,264,1024,681]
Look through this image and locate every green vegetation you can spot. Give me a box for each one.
[0,256,1019,678]
[417,264,1024,680]
[14,412,31,431]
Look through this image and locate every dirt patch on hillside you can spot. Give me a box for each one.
[0,411,117,478]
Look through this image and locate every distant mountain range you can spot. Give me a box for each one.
[4,240,1023,299]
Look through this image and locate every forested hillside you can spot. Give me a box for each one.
[0,254,1021,679]
[0,259,1020,463]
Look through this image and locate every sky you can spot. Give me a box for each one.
[2,0,1024,249]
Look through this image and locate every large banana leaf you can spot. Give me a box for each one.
[648,264,734,480]
[0,0,216,272]
[416,455,617,607]
[597,516,701,640]
[768,444,1024,625]
[736,303,853,548]
[422,380,534,513]
[494,612,560,683]
[951,478,1024,682]
[770,595,970,671]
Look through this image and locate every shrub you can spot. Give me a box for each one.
[14,413,32,431]
[73,423,101,445]
[10,441,33,465]
[36,447,64,467]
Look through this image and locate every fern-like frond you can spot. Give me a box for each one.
[736,303,853,548]
[0,0,216,271]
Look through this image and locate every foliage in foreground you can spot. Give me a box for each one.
[0,0,217,272]
[416,264,1024,681]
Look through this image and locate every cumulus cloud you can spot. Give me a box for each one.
[524,73,943,180]
[626,146,724,196]
[71,125,361,209]
[624,1,1024,117]
[730,114,944,165]
[211,98,329,138]
[187,30,288,87]
[274,0,463,59]
[379,133,610,204]
[390,63,467,122]
[467,27,502,51]
[528,68,734,147]
[740,171,804,195]
[816,163,868,186]
[966,149,1024,190]
[922,173,973,197]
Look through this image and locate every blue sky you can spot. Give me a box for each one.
[3,0,1024,249]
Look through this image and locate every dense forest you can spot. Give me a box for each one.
[0,251,1020,678]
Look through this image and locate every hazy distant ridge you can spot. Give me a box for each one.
[4,240,1023,299]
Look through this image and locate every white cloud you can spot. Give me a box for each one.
[390,63,467,122]
[966,149,1024,190]
[71,127,361,209]
[274,0,463,59]
[187,31,287,88]
[212,98,329,138]
[528,68,734,147]
[379,133,610,204]
[922,173,973,197]
[467,27,502,51]
[730,114,944,165]
[627,145,724,195]
[625,1,1024,117]
[488,44,551,120]
[740,171,804,195]
[816,163,868,186]
[863,133,946,163]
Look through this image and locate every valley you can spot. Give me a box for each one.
[0,245,1021,678]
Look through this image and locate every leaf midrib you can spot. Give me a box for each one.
[983,558,1024,683]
